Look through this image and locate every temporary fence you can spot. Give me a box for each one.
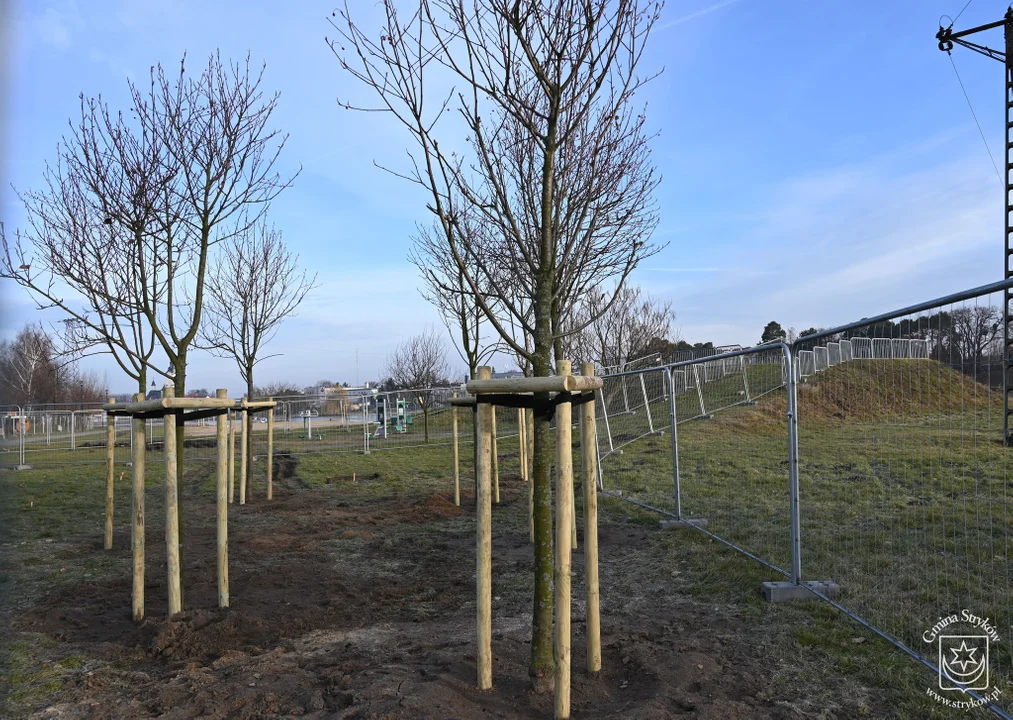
[594,278,1013,716]
[3,386,493,469]
[247,386,500,461]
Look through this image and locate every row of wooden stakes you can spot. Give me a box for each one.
[457,362,603,720]
[102,390,277,621]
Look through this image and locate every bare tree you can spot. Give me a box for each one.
[410,217,502,379]
[2,53,297,442]
[0,89,171,394]
[0,325,56,404]
[950,306,1002,372]
[0,323,108,406]
[2,53,296,610]
[129,53,298,471]
[200,216,315,466]
[331,1,663,688]
[382,328,451,442]
[563,285,675,371]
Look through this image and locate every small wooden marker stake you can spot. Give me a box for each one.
[266,397,275,500]
[104,397,115,550]
[580,362,602,673]
[475,366,493,690]
[228,410,235,503]
[163,387,182,616]
[452,393,460,506]
[239,409,248,505]
[555,360,574,720]
[215,390,230,607]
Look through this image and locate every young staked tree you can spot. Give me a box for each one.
[331,0,663,690]
[2,53,296,456]
[200,216,315,467]
[2,53,295,610]
[382,328,452,442]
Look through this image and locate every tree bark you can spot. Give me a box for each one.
[173,360,186,609]
[529,112,558,692]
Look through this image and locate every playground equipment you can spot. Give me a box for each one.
[374,396,411,438]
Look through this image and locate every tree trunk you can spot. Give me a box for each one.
[529,352,555,693]
[247,376,256,497]
[529,113,558,693]
[423,406,429,442]
[173,359,186,610]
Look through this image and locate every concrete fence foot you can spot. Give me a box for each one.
[761,580,840,603]
[659,518,708,530]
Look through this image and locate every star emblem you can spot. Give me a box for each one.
[949,640,979,673]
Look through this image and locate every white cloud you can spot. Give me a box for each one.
[34,3,80,50]
[637,136,999,347]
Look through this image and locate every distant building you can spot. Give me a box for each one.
[492,370,524,379]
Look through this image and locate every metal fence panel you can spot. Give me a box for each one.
[851,337,873,359]
[794,285,1011,711]
[815,346,829,372]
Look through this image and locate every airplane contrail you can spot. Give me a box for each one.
[656,0,746,31]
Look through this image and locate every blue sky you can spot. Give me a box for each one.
[0,0,1007,393]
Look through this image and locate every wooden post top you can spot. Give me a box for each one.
[103,393,278,417]
[466,367,602,395]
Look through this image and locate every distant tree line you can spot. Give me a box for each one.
[0,324,106,406]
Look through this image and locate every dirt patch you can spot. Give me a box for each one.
[272,452,298,481]
[4,478,891,719]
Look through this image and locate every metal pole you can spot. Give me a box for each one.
[667,367,682,519]
[20,407,26,467]
[71,410,76,451]
[639,373,654,433]
[740,355,752,402]
[1005,8,1013,444]
[599,389,615,453]
[594,419,605,491]
[784,346,803,584]
[692,364,707,416]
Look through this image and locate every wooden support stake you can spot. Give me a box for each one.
[526,407,534,544]
[475,366,493,690]
[239,410,248,505]
[491,407,499,503]
[452,393,460,506]
[215,390,230,607]
[130,393,145,621]
[580,362,601,673]
[554,360,574,719]
[163,387,182,616]
[267,397,274,501]
[105,397,115,550]
[228,410,235,503]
